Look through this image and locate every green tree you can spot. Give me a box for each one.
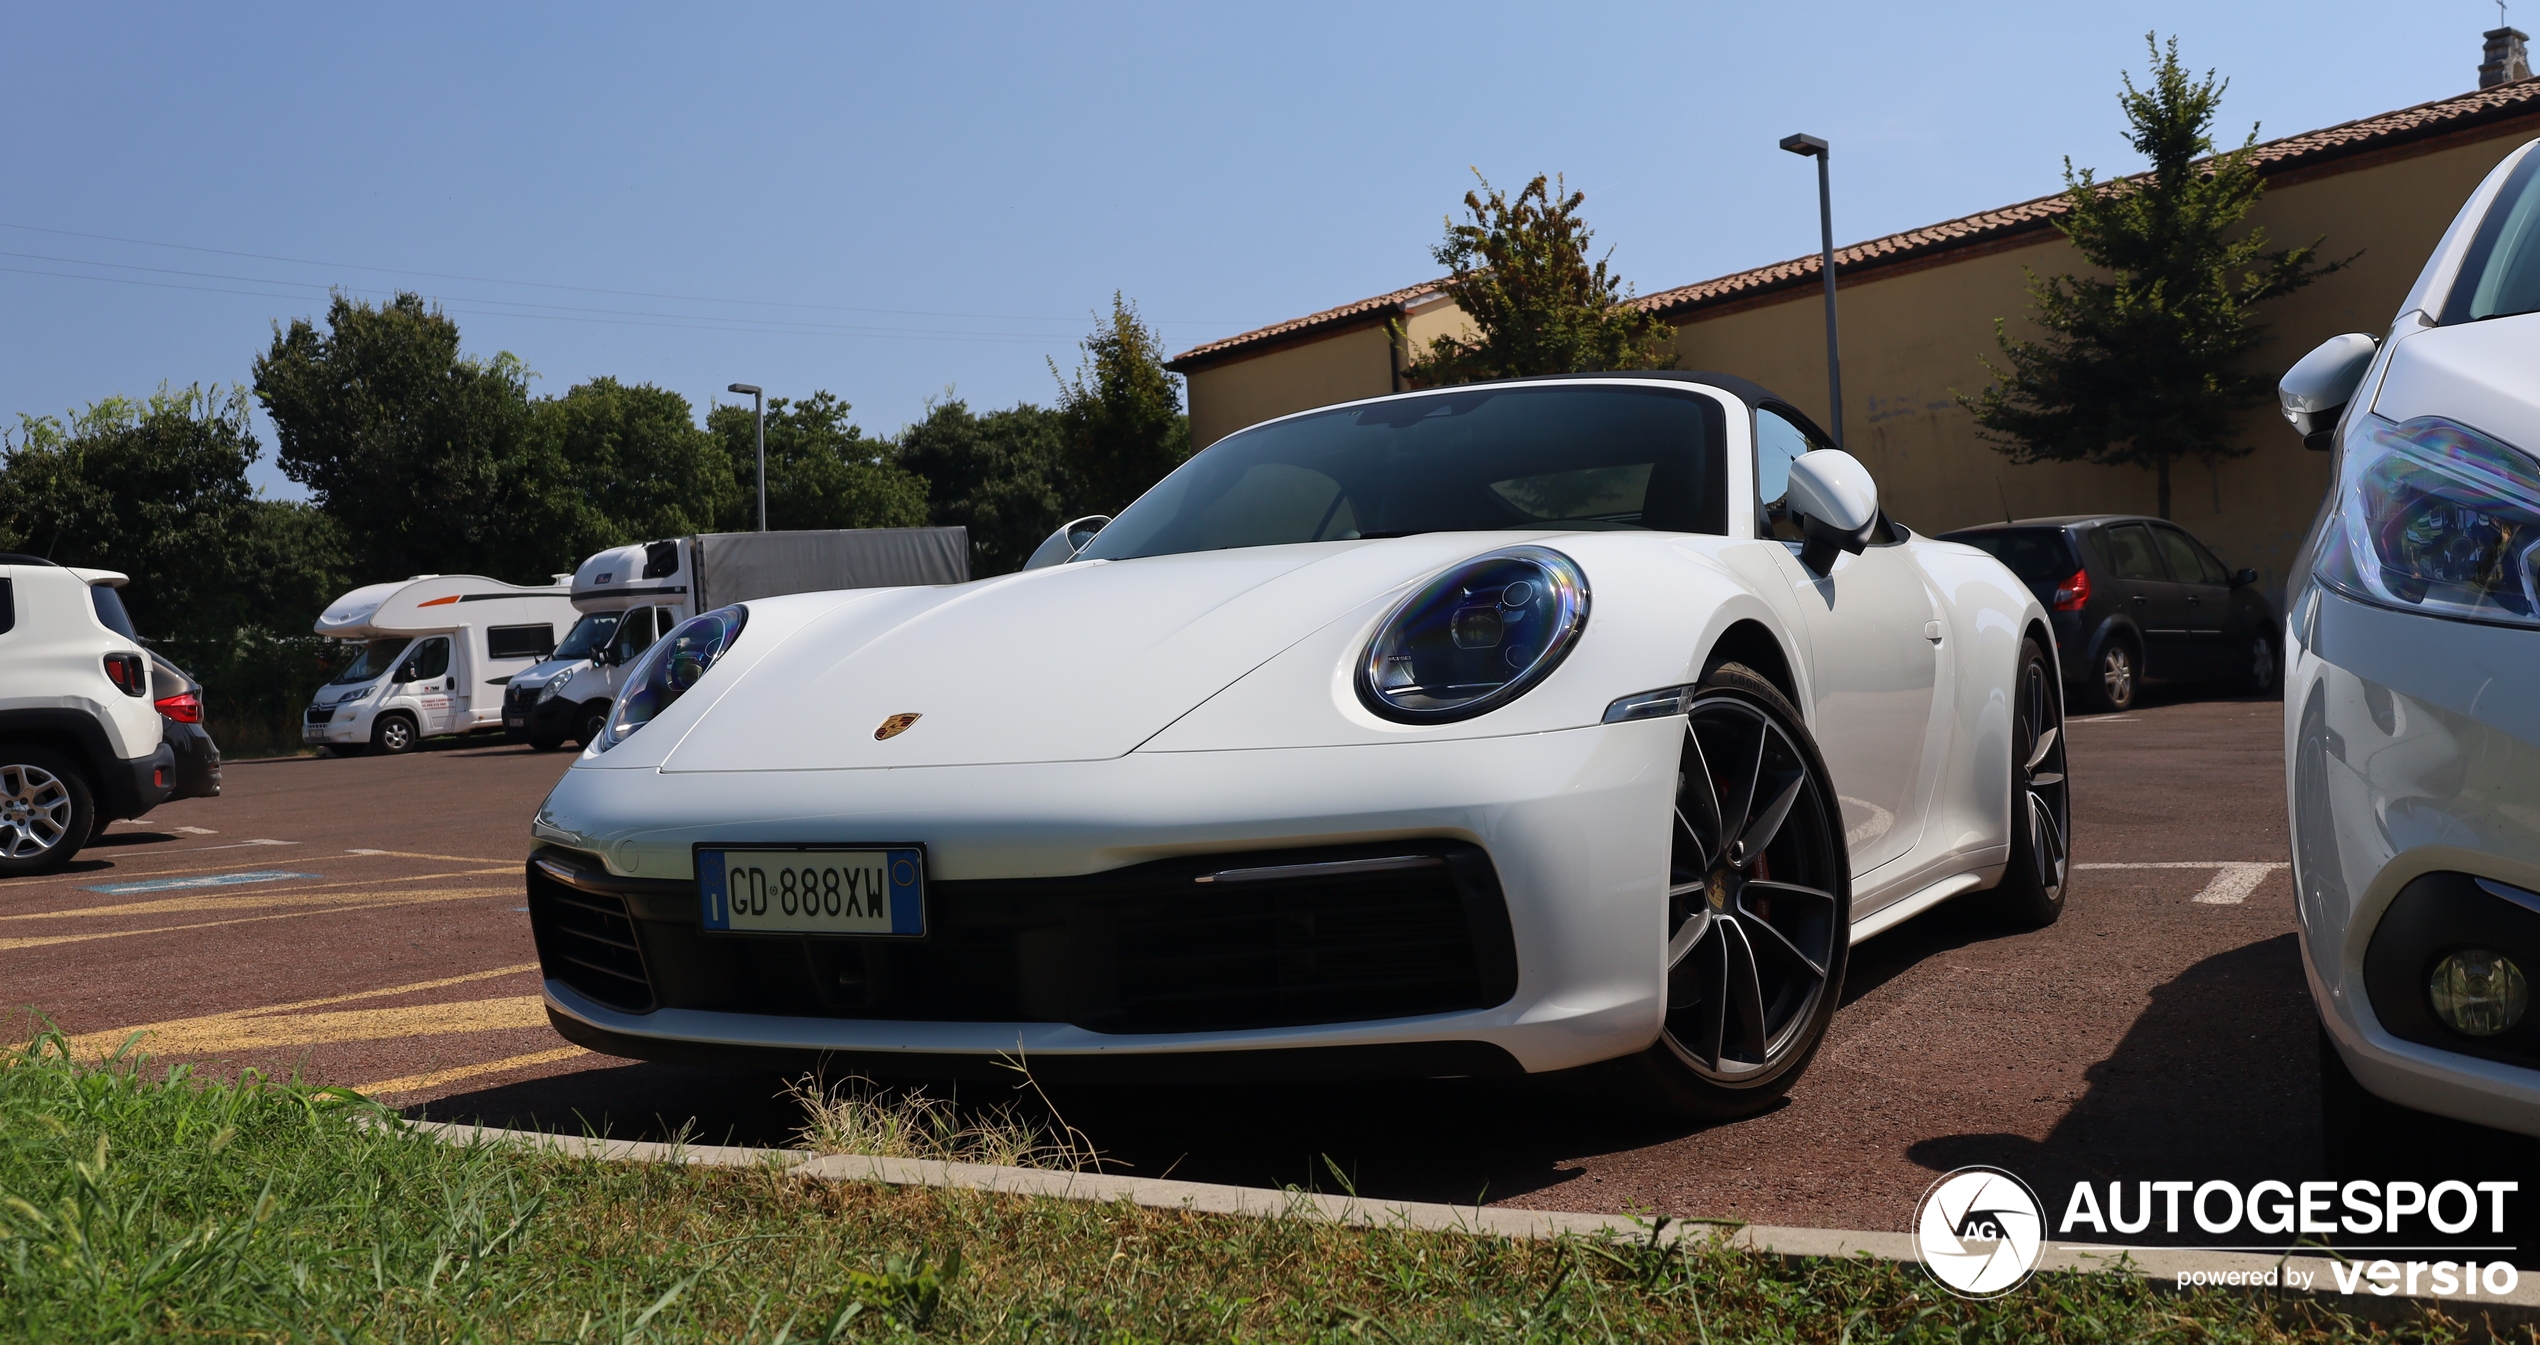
[0,386,342,646]
[1396,171,1675,387]
[528,377,736,550]
[1958,36,2347,518]
[895,395,1067,575]
[252,292,573,583]
[1051,294,1189,515]
[706,391,927,533]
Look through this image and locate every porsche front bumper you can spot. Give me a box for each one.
[528,717,1685,1076]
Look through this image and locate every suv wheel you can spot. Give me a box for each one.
[372,713,419,755]
[0,747,96,876]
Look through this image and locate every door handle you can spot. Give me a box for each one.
[1923,620,1944,644]
[2132,594,2148,605]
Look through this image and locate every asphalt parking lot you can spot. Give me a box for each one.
[8,691,2533,1246]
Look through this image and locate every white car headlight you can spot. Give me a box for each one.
[593,605,748,752]
[2317,414,2540,629]
[1356,546,1588,724]
[538,668,576,702]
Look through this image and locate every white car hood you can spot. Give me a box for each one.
[657,537,1503,772]
[2374,314,2540,447]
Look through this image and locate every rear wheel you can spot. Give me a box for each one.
[2236,629,2281,697]
[1618,663,1850,1121]
[371,713,418,756]
[2083,638,2137,713]
[1991,637,2070,927]
[0,747,96,876]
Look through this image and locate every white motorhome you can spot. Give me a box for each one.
[302,574,575,755]
[505,528,968,751]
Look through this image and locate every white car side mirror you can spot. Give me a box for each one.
[1784,449,1879,575]
[2279,333,2378,450]
[1023,514,1112,570]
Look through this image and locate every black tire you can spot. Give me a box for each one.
[527,729,570,752]
[371,713,419,756]
[1614,662,1851,1122]
[2235,627,2282,698]
[0,745,97,877]
[1991,637,2070,928]
[2081,636,2138,713]
[572,701,611,749]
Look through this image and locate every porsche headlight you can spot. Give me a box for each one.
[1357,546,1588,723]
[2316,415,2540,629]
[593,605,747,752]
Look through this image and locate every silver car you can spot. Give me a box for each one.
[2282,135,2540,1154]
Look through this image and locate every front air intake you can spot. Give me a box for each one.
[525,857,658,1013]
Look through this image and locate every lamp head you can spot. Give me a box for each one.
[728,383,761,396]
[1779,133,1829,158]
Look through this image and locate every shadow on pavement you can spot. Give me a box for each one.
[1906,933,2538,1265]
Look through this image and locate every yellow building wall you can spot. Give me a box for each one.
[1670,129,2533,594]
[1178,124,2536,596]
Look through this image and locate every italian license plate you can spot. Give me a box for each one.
[696,846,925,937]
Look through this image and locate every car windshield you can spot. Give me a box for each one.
[330,638,409,685]
[552,612,623,660]
[1947,528,2078,591]
[1077,384,1727,562]
[2445,147,2540,324]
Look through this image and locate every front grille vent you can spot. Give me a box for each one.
[527,872,657,1013]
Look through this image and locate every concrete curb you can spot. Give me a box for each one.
[399,1120,2538,1336]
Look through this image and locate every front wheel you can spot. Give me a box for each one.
[371,714,418,755]
[1616,662,1850,1122]
[0,747,97,877]
[2236,629,2281,697]
[572,701,611,749]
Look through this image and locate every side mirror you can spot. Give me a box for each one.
[1022,514,1113,571]
[393,662,418,684]
[1784,449,1880,575]
[2231,567,2259,589]
[2279,333,2378,451]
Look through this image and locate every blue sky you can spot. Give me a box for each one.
[0,2,2502,498]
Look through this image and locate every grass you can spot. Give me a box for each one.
[0,1031,2512,1343]
[789,1073,1101,1173]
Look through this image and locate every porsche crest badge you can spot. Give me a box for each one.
[874,712,922,741]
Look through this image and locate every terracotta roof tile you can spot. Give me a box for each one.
[1170,78,2540,369]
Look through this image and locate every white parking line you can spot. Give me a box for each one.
[2077,860,2289,904]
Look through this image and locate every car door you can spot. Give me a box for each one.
[400,636,456,734]
[1754,406,1941,875]
[2098,523,2191,678]
[2151,524,2232,678]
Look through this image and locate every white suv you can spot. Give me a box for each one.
[0,555,175,874]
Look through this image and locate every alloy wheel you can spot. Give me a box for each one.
[2247,635,2277,692]
[2100,646,2134,709]
[1663,694,1842,1081]
[2014,658,2071,901]
[0,763,74,859]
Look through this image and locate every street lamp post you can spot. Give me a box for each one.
[728,383,765,531]
[1778,133,1844,449]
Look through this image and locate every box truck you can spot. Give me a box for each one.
[302,574,577,755]
[504,527,968,751]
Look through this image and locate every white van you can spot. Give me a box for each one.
[302,574,575,755]
[504,528,968,751]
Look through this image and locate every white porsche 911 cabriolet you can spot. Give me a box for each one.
[524,372,2065,1117]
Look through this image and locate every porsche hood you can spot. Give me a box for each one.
[657,538,1496,772]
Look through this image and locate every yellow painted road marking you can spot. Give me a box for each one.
[354,1045,588,1098]
[0,888,509,951]
[73,963,544,1057]
[75,994,549,1058]
[3,869,515,924]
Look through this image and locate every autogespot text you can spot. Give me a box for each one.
[2057,1179,2522,1297]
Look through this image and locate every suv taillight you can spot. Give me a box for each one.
[103,652,147,696]
[155,691,203,723]
[2051,566,2091,612]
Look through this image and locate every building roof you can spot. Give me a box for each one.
[1169,77,2540,373]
